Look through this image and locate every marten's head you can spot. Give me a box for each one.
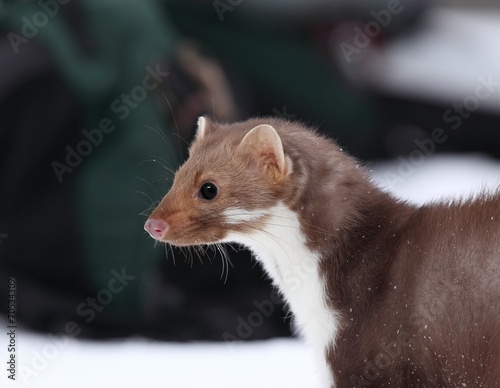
[144,116,294,246]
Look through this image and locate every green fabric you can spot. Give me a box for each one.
[1,0,181,313]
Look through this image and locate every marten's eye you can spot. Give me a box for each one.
[199,182,218,200]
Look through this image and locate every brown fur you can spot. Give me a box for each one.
[147,117,500,387]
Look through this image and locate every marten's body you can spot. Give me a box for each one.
[145,117,500,387]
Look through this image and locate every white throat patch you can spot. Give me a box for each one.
[222,202,339,387]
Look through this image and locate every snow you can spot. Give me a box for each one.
[370,7,500,112]
[372,153,500,205]
[3,153,499,387]
[4,327,319,387]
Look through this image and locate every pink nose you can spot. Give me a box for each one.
[144,219,169,239]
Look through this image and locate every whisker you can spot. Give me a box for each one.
[171,131,190,149]
[153,156,178,176]
[225,243,239,254]
[218,244,226,283]
[216,243,232,284]
[139,201,160,218]
[193,246,204,266]
[136,191,156,210]
[161,93,185,155]
[135,175,159,203]
[163,243,171,264]
[144,123,177,157]
[139,156,177,184]
[154,175,174,185]
[168,243,176,264]
[171,244,176,266]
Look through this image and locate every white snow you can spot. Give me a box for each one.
[372,153,500,205]
[3,326,318,387]
[369,7,500,112]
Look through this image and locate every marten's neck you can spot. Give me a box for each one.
[321,188,415,312]
[274,127,417,312]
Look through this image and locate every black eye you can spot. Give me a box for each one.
[199,182,218,200]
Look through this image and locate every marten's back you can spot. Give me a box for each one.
[411,196,500,386]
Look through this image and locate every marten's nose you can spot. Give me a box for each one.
[144,219,169,239]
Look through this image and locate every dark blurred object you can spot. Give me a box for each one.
[0,32,90,301]
[377,95,500,159]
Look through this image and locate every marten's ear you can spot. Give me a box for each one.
[195,116,208,140]
[237,124,290,181]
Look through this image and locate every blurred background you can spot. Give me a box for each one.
[0,0,500,385]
